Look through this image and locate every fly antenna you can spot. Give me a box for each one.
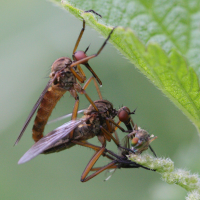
[84,44,91,53]
[129,107,137,115]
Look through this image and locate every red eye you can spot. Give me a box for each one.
[118,107,130,122]
[74,51,87,63]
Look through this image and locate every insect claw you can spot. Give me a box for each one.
[84,10,102,18]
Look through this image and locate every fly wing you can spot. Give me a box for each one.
[14,78,55,146]
[18,118,87,164]
[119,135,130,156]
[121,135,130,148]
[47,109,85,125]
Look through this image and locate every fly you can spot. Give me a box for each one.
[14,10,116,145]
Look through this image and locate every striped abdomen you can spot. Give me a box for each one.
[32,86,66,142]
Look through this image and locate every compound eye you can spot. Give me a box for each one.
[131,137,138,146]
[74,51,87,63]
[118,107,130,122]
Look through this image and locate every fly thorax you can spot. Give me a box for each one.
[85,100,117,119]
[84,115,101,136]
[50,57,79,90]
[50,57,78,90]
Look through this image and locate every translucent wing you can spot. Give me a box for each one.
[14,78,56,146]
[47,109,85,124]
[104,169,117,181]
[119,135,130,156]
[18,118,86,164]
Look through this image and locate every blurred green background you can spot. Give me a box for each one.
[1,1,200,199]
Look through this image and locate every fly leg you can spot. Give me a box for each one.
[72,10,102,55]
[71,140,115,161]
[71,10,102,85]
[91,155,155,172]
[72,135,116,182]
[103,119,136,154]
[71,19,87,83]
[71,140,153,178]
[70,27,117,85]
[82,76,102,100]
[80,135,110,182]
[69,90,79,121]
[72,19,85,55]
[70,27,116,67]
[90,164,117,171]
[69,90,79,138]
[149,145,157,157]
[100,125,133,153]
[74,83,99,111]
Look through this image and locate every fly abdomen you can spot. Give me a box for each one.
[32,86,66,142]
[43,142,76,154]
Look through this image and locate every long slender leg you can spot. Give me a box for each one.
[70,95,79,120]
[82,155,155,182]
[80,135,110,182]
[149,145,157,157]
[114,120,121,131]
[73,20,85,54]
[100,126,120,146]
[71,140,101,151]
[71,140,116,161]
[69,67,85,83]
[72,10,102,54]
[102,119,134,153]
[106,118,129,133]
[74,83,99,111]
[77,64,86,80]
[102,120,135,154]
[91,165,117,171]
[91,160,154,171]
[84,63,102,85]
[113,121,121,146]
[71,10,102,85]
[82,161,117,182]
[72,139,152,175]
[69,90,79,138]
[70,27,117,68]
[71,140,123,161]
[81,147,106,181]
[82,76,102,100]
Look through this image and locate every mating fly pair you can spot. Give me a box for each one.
[15,10,157,182]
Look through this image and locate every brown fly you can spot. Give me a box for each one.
[14,10,116,145]
[18,94,146,182]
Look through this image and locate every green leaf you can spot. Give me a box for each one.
[51,0,200,132]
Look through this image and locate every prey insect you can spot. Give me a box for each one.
[14,10,116,145]
[117,106,158,157]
